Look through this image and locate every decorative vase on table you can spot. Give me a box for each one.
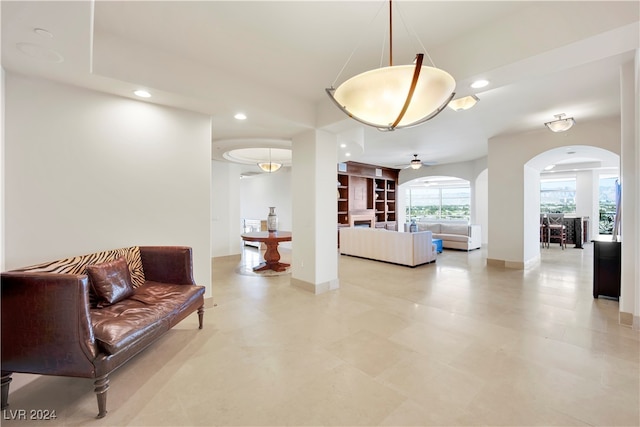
[267,207,278,232]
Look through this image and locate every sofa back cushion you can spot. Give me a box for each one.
[13,247,145,306]
[440,224,470,236]
[417,223,441,233]
[14,247,145,287]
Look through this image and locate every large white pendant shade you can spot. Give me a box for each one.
[327,59,455,131]
[326,2,456,131]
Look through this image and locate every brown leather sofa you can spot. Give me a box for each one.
[1,246,205,418]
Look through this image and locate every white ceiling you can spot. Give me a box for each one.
[2,1,638,173]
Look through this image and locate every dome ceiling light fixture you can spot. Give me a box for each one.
[325,0,456,132]
[257,148,282,173]
[545,113,575,132]
[448,95,479,111]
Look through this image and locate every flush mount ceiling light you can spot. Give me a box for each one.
[447,95,479,111]
[545,113,575,132]
[326,0,456,131]
[257,149,282,173]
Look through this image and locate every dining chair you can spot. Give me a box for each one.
[547,213,566,249]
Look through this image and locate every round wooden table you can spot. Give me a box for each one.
[240,231,292,272]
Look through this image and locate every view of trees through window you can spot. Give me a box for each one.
[406,183,470,221]
[540,178,576,214]
[599,176,618,235]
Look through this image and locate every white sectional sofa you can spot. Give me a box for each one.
[339,227,437,267]
[411,222,482,251]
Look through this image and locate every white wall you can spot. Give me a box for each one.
[620,55,639,326]
[211,160,242,257]
[4,73,212,295]
[523,165,541,263]
[475,169,489,245]
[291,129,339,293]
[1,67,5,271]
[575,170,595,218]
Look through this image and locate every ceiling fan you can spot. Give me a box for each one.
[396,154,437,170]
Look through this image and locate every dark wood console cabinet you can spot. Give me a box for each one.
[592,238,621,299]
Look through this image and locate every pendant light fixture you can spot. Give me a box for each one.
[544,113,575,132]
[326,1,456,131]
[257,148,282,173]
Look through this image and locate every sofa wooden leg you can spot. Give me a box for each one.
[1,371,12,409]
[94,375,109,418]
[197,305,204,329]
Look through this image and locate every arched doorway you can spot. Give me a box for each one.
[525,145,619,258]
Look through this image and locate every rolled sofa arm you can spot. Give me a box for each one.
[1,273,98,377]
[139,246,196,285]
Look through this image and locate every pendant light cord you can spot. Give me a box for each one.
[394,1,437,67]
[331,0,439,88]
[389,0,393,66]
[330,1,387,88]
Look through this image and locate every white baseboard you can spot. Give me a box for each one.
[291,277,339,294]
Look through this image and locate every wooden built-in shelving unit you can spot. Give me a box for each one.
[337,162,399,231]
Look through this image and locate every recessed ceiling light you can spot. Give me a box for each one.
[234,113,247,120]
[345,152,351,157]
[133,90,151,98]
[470,79,489,89]
[340,143,347,148]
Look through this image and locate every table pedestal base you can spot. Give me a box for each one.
[253,261,290,273]
[253,240,290,272]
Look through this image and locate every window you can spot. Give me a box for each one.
[406,183,470,221]
[598,175,618,235]
[540,178,576,214]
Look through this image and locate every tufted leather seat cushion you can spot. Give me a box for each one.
[91,282,205,355]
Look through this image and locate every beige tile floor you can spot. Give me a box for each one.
[3,243,639,426]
